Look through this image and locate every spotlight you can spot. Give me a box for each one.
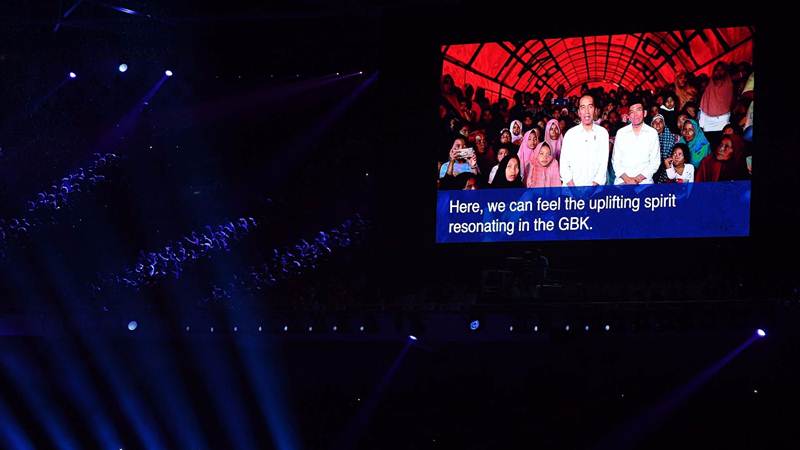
[359,71,364,75]
[233,326,238,332]
[114,6,137,15]
[565,325,570,332]
[469,320,480,331]
[283,325,288,332]
[210,327,214,333]
[258,326,262,332]
[185,326,190,331]
[585,325,590,332]
[127,320,138,331]
[756,328,766,338]
[165,70,173,77]
[409,335,418,341]
[336,72,340,76]
[533,325,539,332]
[509,325,514,332]
[332,325,338,331]
[308,326,313,332]
[118,64,128,73]
[69,72,77,79]
[359,325,365,332]
[605,324,611,331]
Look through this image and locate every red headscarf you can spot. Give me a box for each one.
[695,137,748,182]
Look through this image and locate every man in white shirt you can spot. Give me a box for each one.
[560,95,609,186]
[611,97,660,185]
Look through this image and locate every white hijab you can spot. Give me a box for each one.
[510,120,524,143]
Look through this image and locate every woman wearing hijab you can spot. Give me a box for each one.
[650,114,676,183]
[699,63,734,127]
[678,119,710,167]
[516,129,539,181]
[488,146,510,184]
[489,154,525,188]
[543,119,564,161]
[510,119,525,146]
[660,92,679,134]
[472,131,496,177]
[695,135,749,182]
[499,128,513,147]
[526,142,562,188]
[699,62,734,148]
[674,70,698,110]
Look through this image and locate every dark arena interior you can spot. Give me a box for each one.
[0,2,798,449]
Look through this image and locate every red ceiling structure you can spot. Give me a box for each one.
[442,27,753,102]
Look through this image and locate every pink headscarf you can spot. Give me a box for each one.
[700,74,734,116]
[517,129,535,180]
[544,119,563,161]
[526,143,562,188]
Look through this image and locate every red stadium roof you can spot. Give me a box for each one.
[442,27,753,102]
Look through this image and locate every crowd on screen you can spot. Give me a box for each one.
[437,61,753,190]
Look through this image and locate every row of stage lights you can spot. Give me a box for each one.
[471,320,768,337]
[67,65,365,80]
[68,65,173,79]
[127,321,370,333]
[126,320,767,339]
[223,71,364,79]
[470,320,611,333]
